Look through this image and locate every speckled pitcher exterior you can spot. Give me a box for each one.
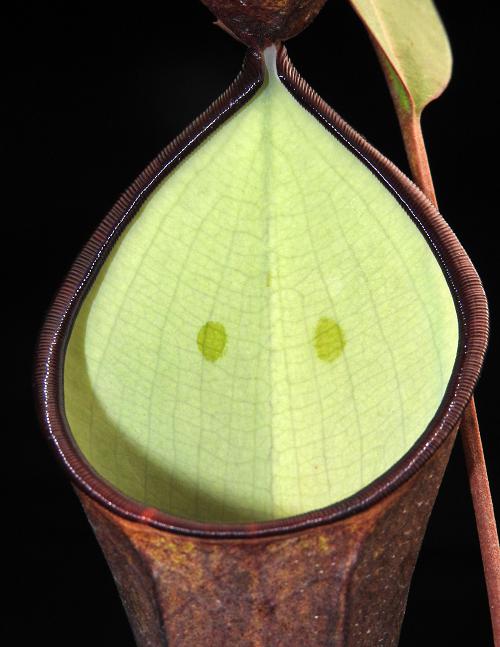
[78,428,457,647]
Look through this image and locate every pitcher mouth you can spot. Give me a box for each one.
[35,44,488,539]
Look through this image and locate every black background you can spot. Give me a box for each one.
[9,1,497,645]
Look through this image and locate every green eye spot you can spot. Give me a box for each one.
[314,317,345,362]
[197,321,227,362]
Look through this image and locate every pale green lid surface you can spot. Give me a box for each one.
[64,51,458,523]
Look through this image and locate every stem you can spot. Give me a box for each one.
[399,111,437,204]
[398,106,500,647]
[461,400,500,644]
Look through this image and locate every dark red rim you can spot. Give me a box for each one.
[35,45,488,539]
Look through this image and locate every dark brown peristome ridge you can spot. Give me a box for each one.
[35,45,488,539]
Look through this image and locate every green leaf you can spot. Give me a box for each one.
[348,0,452,116]
[64,51,458,523]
